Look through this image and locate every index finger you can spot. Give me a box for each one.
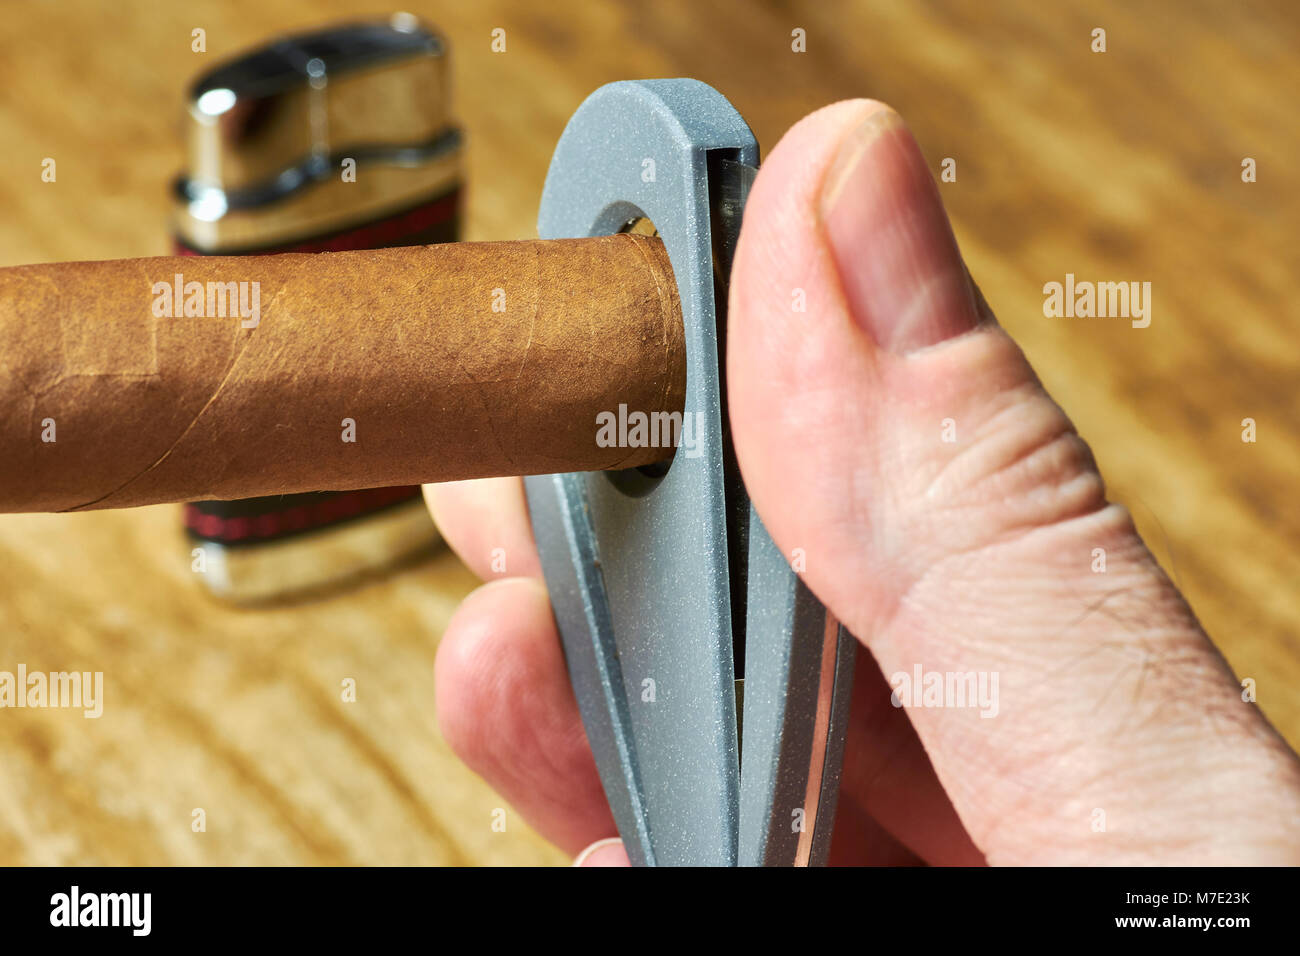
[423,477,542,580]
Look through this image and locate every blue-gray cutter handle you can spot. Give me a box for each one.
[525,80,855,866]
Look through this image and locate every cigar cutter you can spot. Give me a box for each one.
[525,80,857,866]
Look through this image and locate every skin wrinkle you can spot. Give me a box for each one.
[926,389,1081,502]
[920,459,1110,564]
[895,490,1130,604]
[951,704,1186,860]
[933,577,1203,756]
[886,530,1298,862]
[895,530,1168,686]
[916,380,1051,495]
[972,722,1296,864]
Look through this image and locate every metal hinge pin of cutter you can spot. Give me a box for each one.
[525,80,857,867]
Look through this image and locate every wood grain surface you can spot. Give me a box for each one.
[0,0,1295,865]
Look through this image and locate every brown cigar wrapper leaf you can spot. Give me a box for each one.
[0,234,685,512]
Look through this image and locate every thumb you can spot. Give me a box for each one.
[728,100,1300,864]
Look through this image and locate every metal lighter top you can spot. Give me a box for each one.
[172,13,462,253]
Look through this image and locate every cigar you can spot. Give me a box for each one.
[0,233,685,513]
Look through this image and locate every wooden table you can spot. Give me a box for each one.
[1,0,1295,865]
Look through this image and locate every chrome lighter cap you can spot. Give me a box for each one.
[173,13,461,251]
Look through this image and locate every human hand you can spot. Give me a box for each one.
[425,100,1300,866]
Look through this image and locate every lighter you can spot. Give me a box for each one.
[170,15,462,602]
